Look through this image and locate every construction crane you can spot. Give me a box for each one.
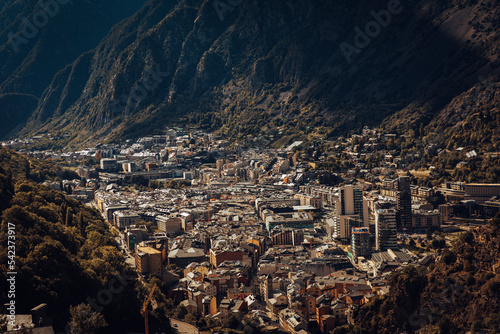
[141,283,157,334]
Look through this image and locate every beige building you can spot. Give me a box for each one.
[135,246,162,277]
[156,215,182,233]
[113,211,140,229]
[412,210,441,229]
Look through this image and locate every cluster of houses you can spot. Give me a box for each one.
[3,127,500,333]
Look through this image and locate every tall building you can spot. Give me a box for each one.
[351,227,371,258]
[375,209,397,251]
[396,176,412,231]
[135,246,163,277]
[338,216,364,239]
[335,185,369,239]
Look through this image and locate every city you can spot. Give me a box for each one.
[2,126,499,333]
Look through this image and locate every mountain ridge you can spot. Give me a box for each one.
[2,0,499,148]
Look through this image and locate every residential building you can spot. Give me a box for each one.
[135,246,162,277]
[412,209,441,229]
[396,176,412,231]
[351,227,371,258]
[157,215,182,233]
[113,211,140,229]
[334,185,369,239]
[209,249,244,267]
[375,209,397,251]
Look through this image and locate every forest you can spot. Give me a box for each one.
[0,146,172,333]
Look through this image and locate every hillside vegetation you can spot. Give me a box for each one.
[337,215,500,334]
[0,146,172,332]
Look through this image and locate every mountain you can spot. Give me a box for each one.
[0,0,147,139]
[338,216,500,334]
[0,93,39,138]
[4,0,500,147]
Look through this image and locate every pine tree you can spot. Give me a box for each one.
[77,212,85,235]
[65,207,73,226]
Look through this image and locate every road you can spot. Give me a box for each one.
[170,319,199,334]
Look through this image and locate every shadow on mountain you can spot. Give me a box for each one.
[9,0,500,144]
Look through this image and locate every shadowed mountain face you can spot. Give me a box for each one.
[0,0,146,138]
[4,0,500,146]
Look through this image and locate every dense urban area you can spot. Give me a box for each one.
[2,127,499,334]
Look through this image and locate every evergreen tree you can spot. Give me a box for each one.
[65,207,73,226]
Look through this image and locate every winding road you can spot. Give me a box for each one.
[170,319,199,334]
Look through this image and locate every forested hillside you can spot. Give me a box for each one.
[0,146,172,332]
[336,215,500,334]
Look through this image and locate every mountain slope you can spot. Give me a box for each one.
[11,0,500,147]
[0,93,39,139]
[0,146,147,332]
[0,0,146,139]
[343,217,500,333]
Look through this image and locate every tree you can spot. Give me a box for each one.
[174,305,188,320]
[77,212,85,235]
[0,316,7,332]
[490,212,500,229]
[65,207,73,226]
[184,313,197,325]
[69,304,107,334]
[431,238,446,250]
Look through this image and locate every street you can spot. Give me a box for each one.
[170,319,199,334]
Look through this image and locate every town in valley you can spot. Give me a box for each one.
[3,126,499,334]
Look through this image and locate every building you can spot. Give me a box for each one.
[338,215,364,240]
[300,185,337,206]
[334,185,369,238]
[336,185,368,223]
[100,158,118,171]
[122,162,137,173]
[271,228,304,246]
[104,205,128,223]
[202,296,217,316]
[351,227,371,258]
[375,209,397,251]
[396,176,412,231]
[295,194,323,208]
[156,215,182,234]
[125,225,149,250]
[465,184,500,202]
[168,248,206,267]
[412,210,441,229]
[113,211,140,229]
[135,246,163,277]
[209,249,244,268]
[265,212,314,231]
